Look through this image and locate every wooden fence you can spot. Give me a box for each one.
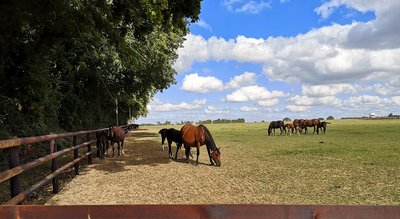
[0,125,132,205]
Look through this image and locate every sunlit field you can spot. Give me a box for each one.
[41,119,400,205]
[142,119,400,204]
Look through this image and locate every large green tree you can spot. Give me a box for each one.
[0,0,201,138]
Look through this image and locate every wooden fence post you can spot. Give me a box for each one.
[73,136,79,175]
[8,147,21,200]
[50,139,60,194]
[87,133,92,164]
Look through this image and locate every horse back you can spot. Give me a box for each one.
[181,124,204,147]
[111,126,125,141]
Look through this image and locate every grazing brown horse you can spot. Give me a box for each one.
[109,126,125,156]
[179,124,221,166]
[301,119,321,134]
[96,131,109,159]
[317,122,330,134]
[284,123,300,136]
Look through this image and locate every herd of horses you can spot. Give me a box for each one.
[268,119,330,136]
[95,120,328,167]
[95,124,139,159]
[95,124,221,167]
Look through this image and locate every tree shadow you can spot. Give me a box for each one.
[91,129,175,173]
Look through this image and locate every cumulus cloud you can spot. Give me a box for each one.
[240,106,258,112]
[315,0,400,49]
[343,95,392,106]
[193,19,212,32]
[392,96,400,105]
[286,105,310,112]
[174,0,400,84]
[225,72,257,89]
[368,83,400,96]
[204,106,229,114]
[226,85,285,107]
[223,0,271,14]
[301,83,357,97]
[181,73,223,93]
[148,98,206,112]
[289,95,343,107]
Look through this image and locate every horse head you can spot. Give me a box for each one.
[210,147,221,167]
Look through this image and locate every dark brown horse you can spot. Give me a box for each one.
[96,131,109,159]
[159,128,183,159]
[179,124,221,166]
[317,122,330,134]
[301,119,321,134]
[109,126,125,156]
[268,120,284,136]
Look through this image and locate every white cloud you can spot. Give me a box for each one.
[193,19,212,32]
[226,85,285,107]
[301,83,357,97]
[315,0,400,49]
[223,0,271,14]
[181,73,223,93]
[343,95,392,106]
[368,83,400,96]
[204,106,229,114]
[148,98,206,112]
[175,0,400,84]
[240,106,258,112]
[225,72,257,89]
[286,105,310,112]
[392,96,400,105]
[289,95,343,107]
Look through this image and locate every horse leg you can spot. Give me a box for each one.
[206,146,214,165]
[195,145,200,166]
[161,136,165,151]
[175,143,181,160]
[184,145,191,163]
[111,142,115,157]
[168,139,173,158]
[121,140,124,155]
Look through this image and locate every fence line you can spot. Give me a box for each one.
[0,125,133,205]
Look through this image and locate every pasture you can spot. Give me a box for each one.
[46,119,400,205]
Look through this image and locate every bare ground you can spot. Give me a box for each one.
[46,128,268,205]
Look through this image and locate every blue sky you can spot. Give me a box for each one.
[136,0,400,124]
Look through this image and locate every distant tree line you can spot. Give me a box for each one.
[0,0,202,139]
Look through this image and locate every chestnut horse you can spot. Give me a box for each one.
[179,124,221,166]
[158,128,183,159]
[301,119,321,134]
[109,126,125,156]
[284,123,300,136]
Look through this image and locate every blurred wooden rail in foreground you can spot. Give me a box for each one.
[0,205,400,219]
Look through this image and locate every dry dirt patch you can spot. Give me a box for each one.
[46,129,268,205]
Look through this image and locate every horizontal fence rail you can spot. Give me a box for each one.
[0,125,133,205]
[0,205,399,219]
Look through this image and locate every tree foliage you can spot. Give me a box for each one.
[327,116,334,120]
[0,0,201,139]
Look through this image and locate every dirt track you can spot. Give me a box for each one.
[46,128,268,205]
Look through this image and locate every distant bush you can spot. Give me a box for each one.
[327,116,334,120]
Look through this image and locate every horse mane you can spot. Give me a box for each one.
[199,125,217,150]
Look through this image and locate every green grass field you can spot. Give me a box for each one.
[147,119,400,204]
